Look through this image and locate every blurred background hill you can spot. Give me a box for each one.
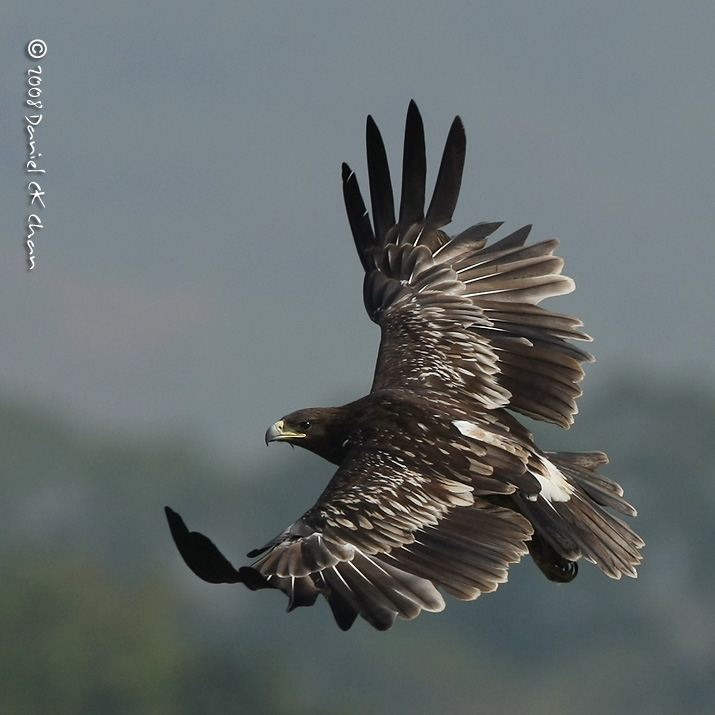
[1,374,714,714]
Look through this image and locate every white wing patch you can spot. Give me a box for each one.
[531,455,573,503]
[453,419,572,503]
[452,420,527,457]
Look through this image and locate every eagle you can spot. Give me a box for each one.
[166,101,643,631]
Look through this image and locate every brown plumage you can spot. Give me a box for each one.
[165,102,643,631]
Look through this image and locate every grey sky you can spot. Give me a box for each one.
[2,2,714,466]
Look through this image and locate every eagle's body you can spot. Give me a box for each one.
[166,102,643,630]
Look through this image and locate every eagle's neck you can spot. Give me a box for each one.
[302,399,370,465]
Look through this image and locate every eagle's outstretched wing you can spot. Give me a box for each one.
[167,415,641,631]
[343,100,592,428]
[167,419,535,631]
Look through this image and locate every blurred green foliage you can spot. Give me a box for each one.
[0,552,184,715]
[1,373,713,714]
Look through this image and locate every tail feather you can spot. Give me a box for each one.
[518,452,643,580]
[548,451,638,517]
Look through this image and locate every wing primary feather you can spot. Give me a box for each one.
[424,115,466,230]
[342,162,376,272]
[397,100,426,237]
[165,506,243,584]
[366,115,396,244]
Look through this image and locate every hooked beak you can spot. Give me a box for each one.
[265,420,306,445]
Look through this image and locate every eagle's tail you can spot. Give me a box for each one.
[517,451,644,581]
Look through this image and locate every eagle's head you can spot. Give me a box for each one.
[265,406,352,465]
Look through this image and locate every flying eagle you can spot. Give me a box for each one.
[166,102,643,631]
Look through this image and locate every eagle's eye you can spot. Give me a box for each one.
[298,420,312,432]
